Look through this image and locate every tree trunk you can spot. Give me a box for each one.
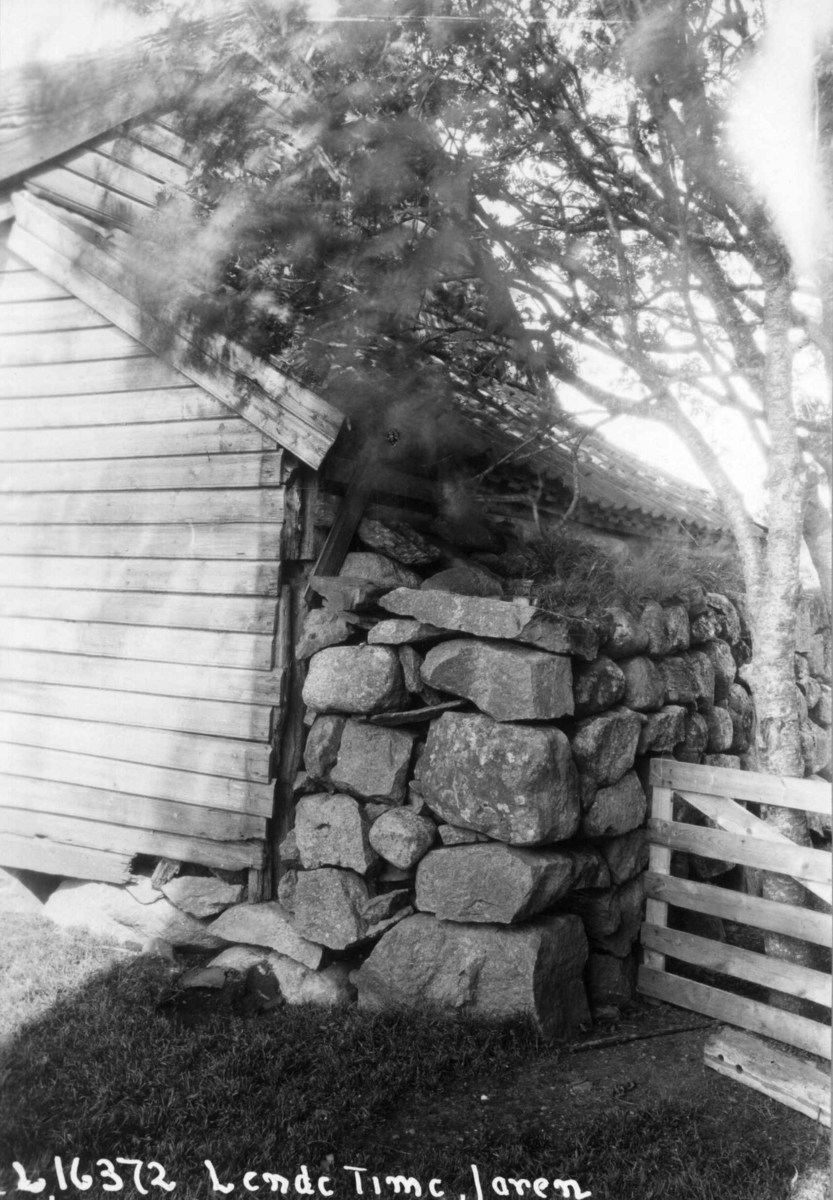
[748,272,821,1013]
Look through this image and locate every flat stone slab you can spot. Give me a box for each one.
[353,911,590,1039]
[207,901,323,969]
[379,589,599,659]
[367,700,465,726]
[421,566,503,598]
[417,711,580,846]
[367,619,450,645]
[309,575,388,613]
[415,844,608,924]
[296,609,353,660]
[421,638,573,722]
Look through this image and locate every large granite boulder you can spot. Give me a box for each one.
[417,712,580,845]
[660,652,715,706]
[700,639,737,703]
[597,829,649,886]
[294,793,378,875]
[705,706,734,754]
[674,712,709,763]
[580,770,647,838]
[570,707,643,786]
[663,605,691,653]
[208,901,323,968]
[421,639,573,722]
[727,682,754,753]
[353,911,590,1040]
[302,646,407,714]
[379,589,599,659]
[415,844,609,924]
[639,602,670,657]
[572,656,626,716]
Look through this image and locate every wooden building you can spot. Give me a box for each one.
[0,90,733,894]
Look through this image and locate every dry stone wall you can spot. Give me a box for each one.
[26,524,830,1037]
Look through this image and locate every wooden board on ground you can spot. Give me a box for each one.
[0,807,264,872]
[638,966,832,1061]
[704,1028,830,1128]
[0,832,133,883]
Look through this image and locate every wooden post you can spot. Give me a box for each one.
[642,776,674,973]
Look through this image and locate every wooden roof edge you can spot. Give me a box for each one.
[0,9,249,186]
[7,189,343,469]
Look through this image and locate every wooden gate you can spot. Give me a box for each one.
[638,759,832,1061]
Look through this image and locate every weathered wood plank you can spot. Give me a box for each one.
[0,680,274,741]
[25,169,152,229]
[643,784,674,974]
[0,270,70,303]
[0,832,132,883]
[0,246,29,271]
[0,774,266,840]
[0,523,282,559]
[640,922,832,1009]
[648,818,832,887]
[0,649,283,705]
[0,12,240,181]
[0,452,283,492]
[704,1029,830,1127]
[0,417,273,460]
[95,135,191,190]
[0,325,146,367]
[0,355,192,396]
[676,788,831,908]
[9,196,344,468]
[0,488,285,525]
[0,388,229,428]
[0,555,281,596]
[0,297,110,334]
[651,759,832,815]
[0,617,275,670]
[643,872,833,948]
[127,120,192,166]
[638,966,831,1060]
[0,588,279,634]
[0,742,274,816]
[0,711,272,782]
[0,807,264,871]
[60,149,174,206]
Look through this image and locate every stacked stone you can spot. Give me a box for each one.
[278,526,755,1032]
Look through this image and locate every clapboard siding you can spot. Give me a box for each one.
[0,524,282,558]
[0,680,273,741]
[0,589,279,633]
[0,238,284,876]
[0,777,266,841]
[0,810,265,871]
[0,389,231,428]
[0,557,281,595]
[0,650,284,705]
[1,453,283,490]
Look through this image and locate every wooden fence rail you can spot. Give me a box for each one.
[638,759,832,1062]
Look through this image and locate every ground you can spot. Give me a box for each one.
[0,913,829,1200]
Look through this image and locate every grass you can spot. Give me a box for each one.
[493,533,744,615]
[1,915,827,1200]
